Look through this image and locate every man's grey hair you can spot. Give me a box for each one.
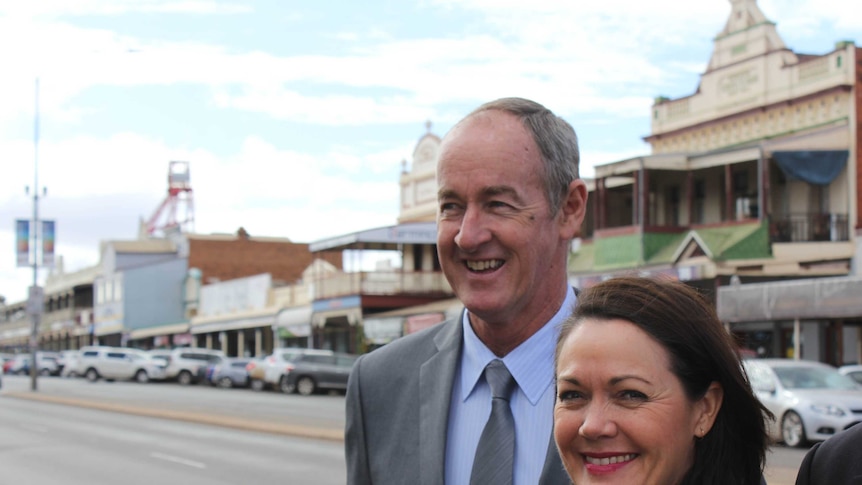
[466,97,580,216]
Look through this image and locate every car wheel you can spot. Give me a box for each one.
[39,368,51,376]
[85,368,99,382]
[177,370,194,386]
[135,370,150,384]
[217,377,233,389]
[250,379,265,392]
[296,376,316,396]
[280,376,296,394]
[782,411,808,448]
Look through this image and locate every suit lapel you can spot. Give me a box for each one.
[419,314,464,485]
[539,432,569,484]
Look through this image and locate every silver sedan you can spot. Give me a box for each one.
[743,358,862,447]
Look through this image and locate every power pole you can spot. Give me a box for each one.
[28,77,43,392]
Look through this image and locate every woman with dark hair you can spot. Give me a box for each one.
[554,276,771,485]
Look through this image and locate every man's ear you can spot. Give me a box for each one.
[559,179,588,239]
[695,382,724,438]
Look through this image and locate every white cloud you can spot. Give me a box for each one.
[0,0,853,303]
[0,1,251,18]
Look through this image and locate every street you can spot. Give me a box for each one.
[1,374,808,484]
[0,396,344,484]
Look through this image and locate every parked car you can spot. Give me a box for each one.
[209,357,253,389]
[1,353,16,374]
[57,350,81,378]
[260,348,324,391]
[838,364,862,385]
[152,347,226,385]
[7,355,28,375]
[267,348,358,396]
[77,346,167,383]
[7,352,60,376]
[246,358,268,391]
[743,358,862,447]
[198,355,224,384]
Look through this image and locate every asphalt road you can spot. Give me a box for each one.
[0,396,345,484]
[0,374,808,484]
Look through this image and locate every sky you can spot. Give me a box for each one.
[0,0,858,304]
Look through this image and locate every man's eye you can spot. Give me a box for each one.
[488,200,514,210]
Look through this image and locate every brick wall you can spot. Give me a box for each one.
[856,47,862,230]
[188,234,342,286]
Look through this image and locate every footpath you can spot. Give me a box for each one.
[0,375,344,443]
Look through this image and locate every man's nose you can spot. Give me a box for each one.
[453,206,492,250]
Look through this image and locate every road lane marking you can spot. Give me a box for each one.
[150,452,206,469]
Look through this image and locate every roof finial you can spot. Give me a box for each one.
[425,119,432,133]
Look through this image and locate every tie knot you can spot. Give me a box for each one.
[484,359,516,401]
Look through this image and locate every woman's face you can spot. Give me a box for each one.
[554,318,720,485]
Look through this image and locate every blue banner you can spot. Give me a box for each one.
[16,219,29,267]
[42,220,55,268]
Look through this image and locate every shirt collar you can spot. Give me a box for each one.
[459,287,577,405]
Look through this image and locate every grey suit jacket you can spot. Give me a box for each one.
[795,423,862,485]
[345,312,570,485]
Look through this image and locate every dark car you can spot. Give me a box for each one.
[278,351,358,396]
[209,357,253,389]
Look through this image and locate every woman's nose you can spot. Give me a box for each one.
[578,403,617,440]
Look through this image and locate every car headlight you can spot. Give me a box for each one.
[810,404,846,417]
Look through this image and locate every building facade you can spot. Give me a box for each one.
[0,227,342,355]
[570,0,860,365]
[307,126,459,354]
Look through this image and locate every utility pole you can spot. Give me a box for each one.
[28,77,43,392]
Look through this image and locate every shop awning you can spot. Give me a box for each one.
[772,150,848,185]
[274,306,312,328]
[129,322,190,340]
[191,313,276,335]
[310,222,438,252]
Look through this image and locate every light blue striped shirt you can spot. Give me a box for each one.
[444,287,577,485]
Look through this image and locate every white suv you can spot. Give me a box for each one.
[261,348,336,392]
[78,346,167,383]
[154,348,226,385]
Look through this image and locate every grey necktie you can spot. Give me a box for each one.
[470,359,517,485]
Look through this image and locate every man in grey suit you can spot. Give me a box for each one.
[345,97,588,485]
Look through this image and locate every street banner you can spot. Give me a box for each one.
[42,220,55,268]
[16,219,29,267]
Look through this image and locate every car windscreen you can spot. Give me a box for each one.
[774,366,860,390]
[280,352,302,361]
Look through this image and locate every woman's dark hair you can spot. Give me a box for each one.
[555,276,772,485]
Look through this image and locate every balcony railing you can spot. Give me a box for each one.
[771,213,849,243]
[314,270,452,300]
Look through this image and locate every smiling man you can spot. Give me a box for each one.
[345,97,588,485]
